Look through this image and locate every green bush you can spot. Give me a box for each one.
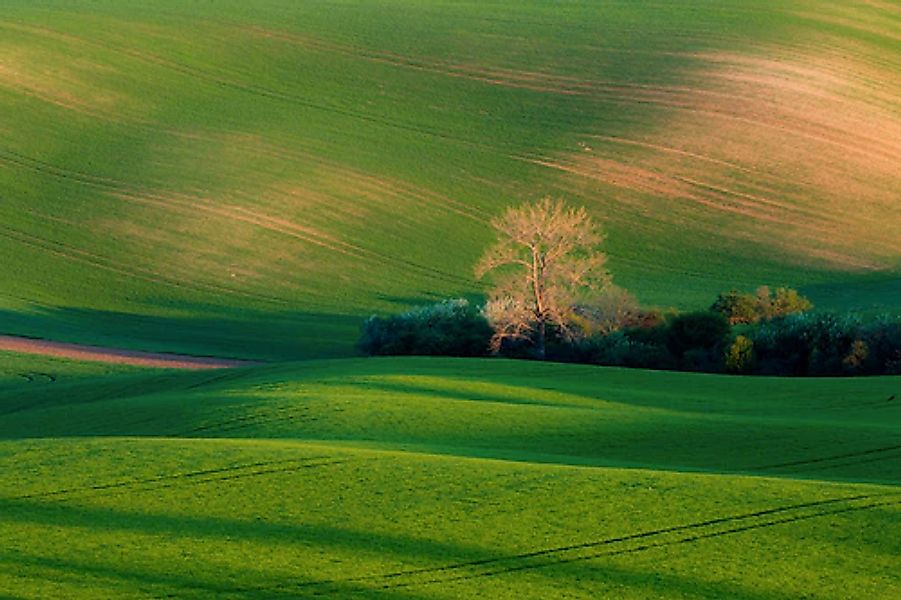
[667,310,728,353]
[554,331,676,370]
[750,314,811,375]
[711,290,760,324]
[771,287,814,318]
[749,313,862,376]
[725,335,755,373]
[359,299,492,357]
[857,318,901,374]
[711,286,812,324]
[360,294,898,377]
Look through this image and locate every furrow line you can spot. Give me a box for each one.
[0,225,291,306]
[292,493,892,592]
[5,457,335,502]
[381,496,901,589]
[756,443,901,471]
[2,149,474,288]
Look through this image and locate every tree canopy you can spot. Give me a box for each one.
[475,197,610,357]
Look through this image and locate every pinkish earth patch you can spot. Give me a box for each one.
[0,335,256,370]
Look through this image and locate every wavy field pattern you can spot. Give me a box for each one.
[0,356,899,598]
[0,1,898,358]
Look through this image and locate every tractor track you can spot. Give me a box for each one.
[171,404,319,438]
[5,456,344,502]
[286,492,901,593]
[378,495,901,590]
[0,148,475,289]
[0,21,507,155]
[0,222,292,307]
[12,18,898,168]
[756,443,901,472]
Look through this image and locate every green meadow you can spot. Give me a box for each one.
[1,356,899,598]
[1,0,899,598]
[1,0,899,358]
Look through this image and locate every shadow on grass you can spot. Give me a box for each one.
[1,548,437,600]
[0,495,833,600]
[0,305,362,361]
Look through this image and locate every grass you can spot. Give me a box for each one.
[1,1,898,597]
[1,0,899,359]
[0,350,148,386]
[1,355,899,598]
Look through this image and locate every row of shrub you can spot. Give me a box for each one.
[359,299,493,357]
[552,312,901,376]
[359,297,901,376]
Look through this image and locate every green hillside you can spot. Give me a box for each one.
[1,355,899,598]
[2,0,899,359]
[2,3,898,597]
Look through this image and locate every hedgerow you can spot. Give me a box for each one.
[360,293,900,376]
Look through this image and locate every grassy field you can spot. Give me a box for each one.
[2,2,899,597]
[1,0,899,359]
[1,355,899,598]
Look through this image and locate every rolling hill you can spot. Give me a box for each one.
[0,354,899,598]
[1,3,899,597]
[1,0,899,360]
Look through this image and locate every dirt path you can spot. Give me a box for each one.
[0,335,257,370]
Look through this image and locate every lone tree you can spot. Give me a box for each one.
[475,197,610,358]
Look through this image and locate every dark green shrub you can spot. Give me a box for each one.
[858,318,901,374]
[751,314,814,375]
[359,299,492,357]
[805,313,859,375]
[749,313,866,376]
[664,312,729,371]
[624,322,670,348]
[557,332,676,370]
[359,290,897,377]
[842,340,870,374]
[667,312,729,354]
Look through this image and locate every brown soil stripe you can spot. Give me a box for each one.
[0,335,257,370]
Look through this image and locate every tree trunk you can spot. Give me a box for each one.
[535,319,546,359]
[531,248,547,359]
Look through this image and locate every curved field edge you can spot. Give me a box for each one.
[2,356,898,485]
[1,437,899,599]
[0,0,898,358]
[1,354,899,598]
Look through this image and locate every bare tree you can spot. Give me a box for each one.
[475,197,611,358]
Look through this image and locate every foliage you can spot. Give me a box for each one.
[725,335,755,373]
[665,311,730,371]
[711,290,761,325]
[770,287,814,319]
[549,330,676,370]
[749,314,812,375]
[852,317,901,375]
[359,299,492,357]
[746,312,901,376]
[476,198,610,358]
[571,285,642,337]
[842,340,869,373]
[363,295,898,376]
[711,286,813,324]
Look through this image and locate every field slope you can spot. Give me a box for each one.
[2,0,899,359]
[2,3,899,596]
[1,354,899,598]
